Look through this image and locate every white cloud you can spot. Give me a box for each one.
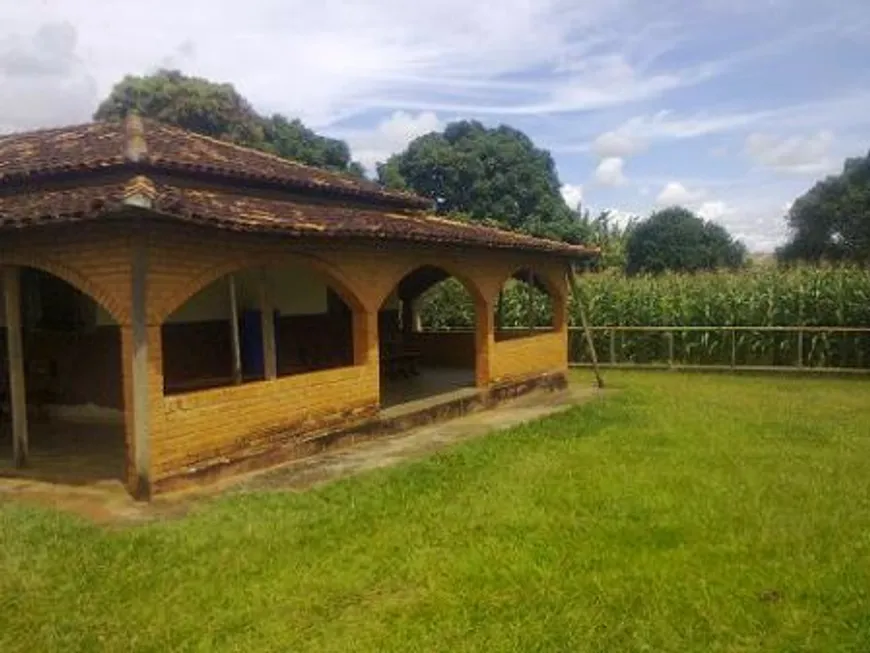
[339,110,442,172]
[0,0,788,133]
[592,129,643,158]
[594,157,627,186]
[585,108,771,160]
[745,130,836,174]
[656,181,705,205]
[698,200,734,221]
[560,183,583,209]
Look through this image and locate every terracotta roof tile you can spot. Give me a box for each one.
[0,122,126,179]
[0,178,595,258]
[0,117,429,210]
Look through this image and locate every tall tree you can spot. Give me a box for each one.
[777,151,870,264]
[626,207,746,275]
[377,120,589,243]
[94,69,364,176]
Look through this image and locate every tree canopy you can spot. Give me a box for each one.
[94,69,364,176]
[625,207,746,275]
[777,151,870,264]
[377,120,589,244]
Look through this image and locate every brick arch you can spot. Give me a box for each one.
[376,260,489,310]
[0,254,127,324]
[155,252,367,324]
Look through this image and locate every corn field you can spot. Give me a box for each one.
[570,266,870,369]
[419,266,870,369]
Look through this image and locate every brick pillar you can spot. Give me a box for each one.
[120,233,165,500]
[474,295,494,388]
[352,307,379,367]
[121,323,163,499]
[353,305,381,406]
[3,266,28,467]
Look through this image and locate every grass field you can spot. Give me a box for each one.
[2,371,870,652]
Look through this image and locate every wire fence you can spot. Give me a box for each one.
[568,326,870,374]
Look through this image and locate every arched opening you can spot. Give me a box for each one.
[0,267,124,482]
[494,268,556,341]
[162,263,355,394]
[379,266,478,408]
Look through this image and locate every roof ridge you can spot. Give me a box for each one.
[124,113,148,162]
[0,119,104,143]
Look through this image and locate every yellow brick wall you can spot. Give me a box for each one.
[491,330,568,384]
[1,219,571,493]
[156,364,379,480]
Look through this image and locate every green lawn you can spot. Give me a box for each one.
[2,372,870,652]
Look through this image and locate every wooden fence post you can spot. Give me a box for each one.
[609,328,616,365]
[567,268,604,389]
[667,331,675,368]
[730,328,737,368]
[797,328,804,368]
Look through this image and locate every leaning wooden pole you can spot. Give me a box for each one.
[567,264,604,389]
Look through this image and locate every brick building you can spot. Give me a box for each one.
[0,115,594,498]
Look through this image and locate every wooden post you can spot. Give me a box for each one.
[567,266,604,389]
[228,275,242,384]
[259,270,277,380]
[525,270,535,334]
[3,267,28,467]
[131,239,151,496]
[609,328,616,364]
[797,328,804,368]
[797,284,805,369]
[400,297,414,335]
[730,329,737,368]
[667,331,674,368]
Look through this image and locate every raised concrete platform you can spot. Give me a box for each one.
[0,375,601,524]
[1,369,570,498]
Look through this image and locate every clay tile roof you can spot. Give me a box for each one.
[0,180,596,258]
[0,118,596,258]
[0,121,126,179]
[0,116,430,210]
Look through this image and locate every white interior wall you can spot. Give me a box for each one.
[165,265,329,324]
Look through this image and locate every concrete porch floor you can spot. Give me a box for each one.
[380,366,476,409]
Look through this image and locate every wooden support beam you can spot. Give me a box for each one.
[411,298,422,333]
[228,275,242,384]
[567,265,604,389]
[259,271,277,380]
[525,269,535,333]
[3,267,28,467]
[131,238,151,496]
[400,298,414,335]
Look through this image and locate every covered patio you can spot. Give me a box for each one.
[0,115,594,498]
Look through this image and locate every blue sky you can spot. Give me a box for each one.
[1,0,869,251]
